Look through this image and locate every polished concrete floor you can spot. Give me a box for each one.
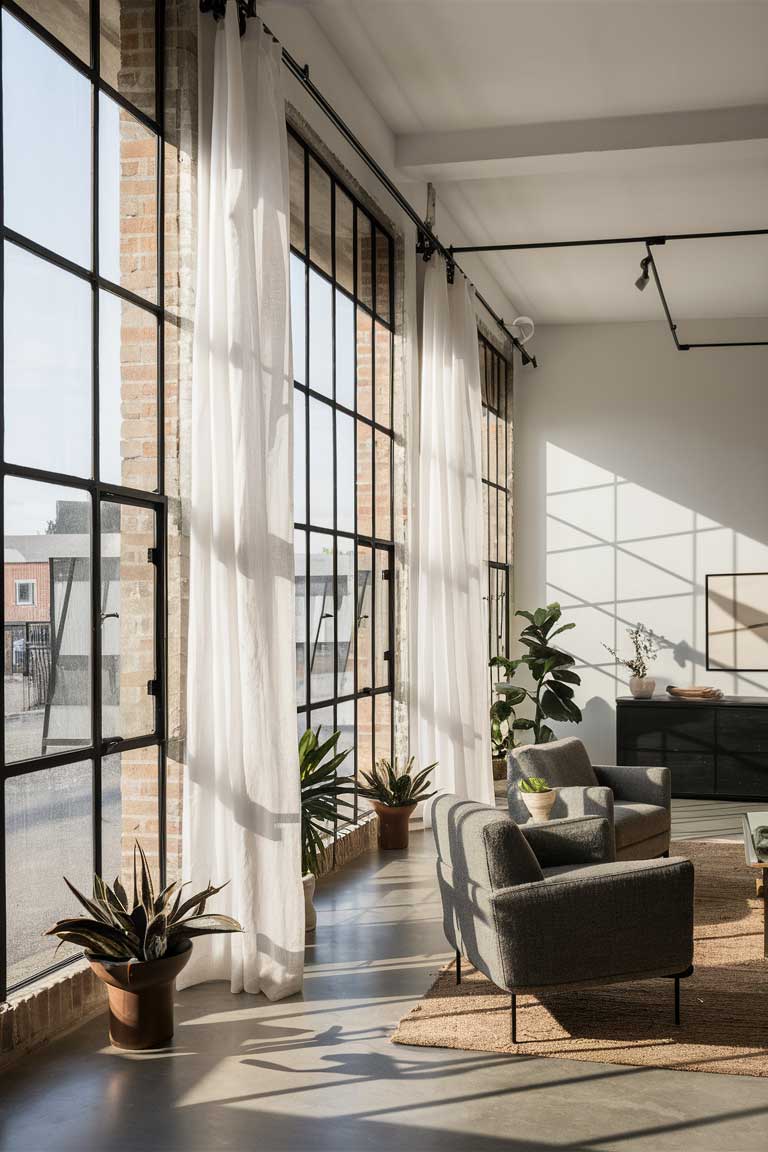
[2,802,768,1152]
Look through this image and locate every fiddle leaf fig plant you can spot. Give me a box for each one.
[46,842,242,962]
[491,602,582,746]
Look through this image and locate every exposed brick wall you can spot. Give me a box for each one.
[0,962,105,1074]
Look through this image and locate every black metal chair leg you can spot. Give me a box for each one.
[511,993,517,1043]
[674,974,680,1026]
[455,948,461,985]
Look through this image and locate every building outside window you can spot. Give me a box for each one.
[288,127,396,822]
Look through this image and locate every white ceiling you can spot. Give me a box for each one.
[270,1,768,325]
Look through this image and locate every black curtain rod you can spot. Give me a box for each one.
[452,227,768,254]
[199,0,537,367]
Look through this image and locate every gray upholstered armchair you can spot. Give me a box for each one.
[508,737,671,860]
[432,794,694,1040]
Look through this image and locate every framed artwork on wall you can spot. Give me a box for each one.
[706,572,768,672]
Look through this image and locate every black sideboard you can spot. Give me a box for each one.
[616,696,768,802]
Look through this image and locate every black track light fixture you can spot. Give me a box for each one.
[635,256,651,291]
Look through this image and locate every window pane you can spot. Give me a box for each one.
[294,390,306,524]
[4,243,91,477]
[308,156,332,276]
[13,0,90,62]
[99,92,158,301]
[489,486,498,563]
[488,409,499,487]
[357,545,372,692]
[356,309,373,420]
[375,228,390,321]
[295,530,306,707]
[337,412,354,533]
[290,253,306,386]
[356,420,372,538]
[374,549,390,688]
[309,532,334,705]
[308,705,334,749]
[5,761,93,988]
[374,692,392,765]
[356,210,373,311]
[374,321,391,429]
[336,699,355,777]
[356,694,373,801]
[288,133,305,253]
[4,479,91,764]
[335,291,354,409]
[335,188,354,294]
[100,0,156,121]
[375,432,391,541]
[336,538,354,698]
[308,270,332,398]
[102,747,161,892]
[2,10,91,266]
[100,290,158,489]
[481,406,489,480]
[309,399,333,529]
[101,502,156,741]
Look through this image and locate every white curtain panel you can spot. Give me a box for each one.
[415,258,494,816]
[181,7,303,999]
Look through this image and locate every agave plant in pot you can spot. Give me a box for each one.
[357,756,437,850]
[299,727,354,933]
[46,843,242,1051]
[518,776,557,821]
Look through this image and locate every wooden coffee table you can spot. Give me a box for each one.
[742,812,768,958]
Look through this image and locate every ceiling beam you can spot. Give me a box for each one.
[396,104,768,180]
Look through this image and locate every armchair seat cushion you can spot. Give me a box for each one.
[614,801,670,849]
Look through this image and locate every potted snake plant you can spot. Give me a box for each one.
[46,842,242,1051]
[357,756,437,850]
[299,727,354,933]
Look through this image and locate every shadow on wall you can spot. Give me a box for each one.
[541,442,768,761]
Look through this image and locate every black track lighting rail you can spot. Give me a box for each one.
[199,0,537,366]
[454,228,768,352]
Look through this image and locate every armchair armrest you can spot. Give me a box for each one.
[593,764,671,809]
[490,857,694,990]
[520,816,615,867]
[552,785,614,822]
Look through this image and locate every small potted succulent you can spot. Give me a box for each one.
[46,842,242,1051]
[518,776,557,821]
[603,622,659,699]
[299,727,354,933]
[357,756,437,850]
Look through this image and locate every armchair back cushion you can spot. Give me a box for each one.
[508,737,598,821]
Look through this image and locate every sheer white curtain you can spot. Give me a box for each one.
[180,7,303,999]
[414,257,494,815]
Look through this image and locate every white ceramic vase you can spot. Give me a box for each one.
[629,675,656,699]
[303,873,317,934]
[521,789,557,822]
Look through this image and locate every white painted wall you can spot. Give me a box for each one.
[513,319,768,763]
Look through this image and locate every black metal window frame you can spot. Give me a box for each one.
[0,0,168,1000]
[289,126,396,824]
[479,332,513,678]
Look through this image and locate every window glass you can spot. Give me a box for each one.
[309,532,334,705]
[356,210,373,311]
[294,530,306,707]
[5,761,94,987]
[100,0,156,121]
[308,270,332,398]
[99,92,158,301]
[2,10,91,266]
[337,412,354,534]
[336,538,355,697]
[100,290,158,489]
[356,545,373,693]
[13,0,90,63]
[101,747,161,891]
[4,478,91,764]
[335,188,354,294]
[309,399,333,529]
[308,156,332,276]
[101,502,156,741]
[4,243,92,477]
[290,253,306,386]
[288,133,305,254]
[335,291,355,410]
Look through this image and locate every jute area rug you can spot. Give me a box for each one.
[392,840,768,1077]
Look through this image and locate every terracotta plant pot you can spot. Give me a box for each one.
[372,800,417,850]
[521,788,557,822]
[630,675,656,699]
[492,756,507,782]
[88,940,192,1051]
[303,872,317,935]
